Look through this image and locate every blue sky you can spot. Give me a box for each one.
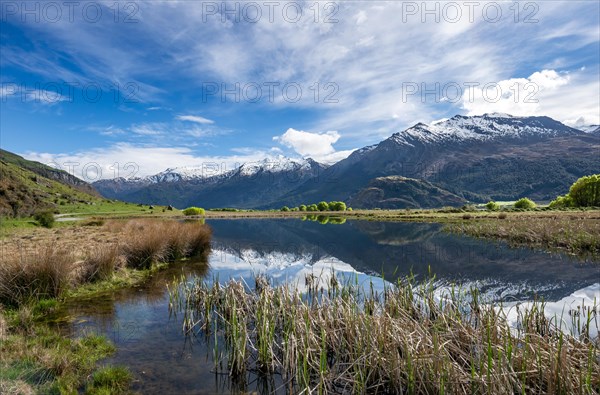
[1,1,598,180]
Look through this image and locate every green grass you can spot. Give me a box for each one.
[86,365,132,394]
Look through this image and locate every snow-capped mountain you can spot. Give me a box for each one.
[93,114,600,209]
[576,124,600,134]
[274,113,599,206]
[93,155,328,208]
[390,113,581,146]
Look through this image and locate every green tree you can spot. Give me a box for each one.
[568,174,600,207]
[317,201,329,211]
[280,206,290,212]
[308,204,318,212]
[514,198,536,210]
[485,201,500,211]
[299,204,307,211]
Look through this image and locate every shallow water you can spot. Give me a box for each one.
[59,219,600,393]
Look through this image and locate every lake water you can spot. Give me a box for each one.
[59,219,600,393]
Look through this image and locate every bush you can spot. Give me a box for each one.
[329,201,347,211]
[183,207,205,216]
[280,206,290,212]
[485,201,500,211]
[317,201,329,211]
[299,204,307,211]
[497,212,507,219]
[347,207,353,211]
[549,195,574,209]
[308,204,318,212]
[34,210,55,228]
[514,198,536,210]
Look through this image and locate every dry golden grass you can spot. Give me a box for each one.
[172,275,600,394]
[0,219,211,306]
[446,213,600,256]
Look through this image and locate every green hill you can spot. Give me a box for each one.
[0,149,108,217]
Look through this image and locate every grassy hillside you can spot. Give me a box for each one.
[349,176,467,209]
[0,150,141,220]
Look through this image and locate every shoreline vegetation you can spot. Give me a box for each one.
[0,205,598,392]
[0,219,211,394]
[170,274,600,394]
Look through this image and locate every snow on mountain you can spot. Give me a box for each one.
[236,155,316,177]
[390,113,580,146]
[110,156,320,184]
[577,124,600,134]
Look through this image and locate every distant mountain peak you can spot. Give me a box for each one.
[389,113,579,146]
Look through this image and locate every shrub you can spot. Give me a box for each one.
[462,213,472,220]
[299,204,307,211]
[183,207,205,216]
[347,207,353,211]
[498,212,507,219]
[280,206,290,212]
[329,201,347,211]
[317,201,329,211]
[514,197,536,210]
[308,204,318,212]
[485,201,500,211]
[34,210,55,228]
[548,194,575,209]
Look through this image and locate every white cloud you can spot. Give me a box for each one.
[176,115,215,124]
[462,68,600,126]
[21,143,278,181]
[273,128,354,164]
[2,1,598,143]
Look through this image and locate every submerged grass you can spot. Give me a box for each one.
[170,274,600,394]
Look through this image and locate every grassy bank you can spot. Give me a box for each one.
[171,275,600,394]
[444,211,600,257]
[0,219,211,393]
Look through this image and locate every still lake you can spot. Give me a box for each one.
[59,219,600,393]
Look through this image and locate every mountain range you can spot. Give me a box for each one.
[91,113,600,209]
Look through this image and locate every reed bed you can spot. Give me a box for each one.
[0,219,211,306]
[170,275,600,394]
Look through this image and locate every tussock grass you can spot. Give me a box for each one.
[0,244,75,306]
[170,275,600,394]
[0,219,211,306]
[117,219,212,269]
[80,244,122,283]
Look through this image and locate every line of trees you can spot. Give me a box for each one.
[550,174,600,208]
[281,201,351,212]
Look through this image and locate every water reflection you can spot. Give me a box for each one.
[56,219,599,394]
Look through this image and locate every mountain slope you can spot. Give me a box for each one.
[349,176,467,209]
[276,114,600,206]
[0,150,103,217]
[94,156,328,208]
